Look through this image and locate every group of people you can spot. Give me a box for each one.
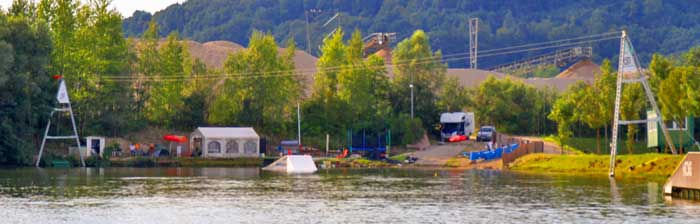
[129,143,156,156]
[127,143,189,157]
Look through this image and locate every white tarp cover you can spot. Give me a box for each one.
[57,80,70,103]
[440,112,471,123]
[263,155,317,174]
[194,127,259,139]
[620,37,639,74]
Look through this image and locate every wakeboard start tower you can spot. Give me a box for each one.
[609,31,676,177]
[36,75,85,167]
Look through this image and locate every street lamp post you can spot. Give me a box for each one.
[297,102,301,147]
[410,83,414,118]
[410,71,415,118]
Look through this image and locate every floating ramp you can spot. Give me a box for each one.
[262,155,317,174]
[664,152,700,200]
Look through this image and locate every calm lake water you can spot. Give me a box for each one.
[0,167,699,223]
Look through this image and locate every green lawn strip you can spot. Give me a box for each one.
[509,153,683,179]
[542,136,652,155]
[319,157,393,168]
[388,153,411,162]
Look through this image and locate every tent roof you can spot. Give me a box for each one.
[193,127,259,139]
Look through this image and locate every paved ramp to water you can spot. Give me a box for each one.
[412,141,483,166]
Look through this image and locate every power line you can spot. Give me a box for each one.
[479,31,620,54]
[100,33,621,82]
[104,33,618,80]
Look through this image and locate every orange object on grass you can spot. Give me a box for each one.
[336,149,349,159]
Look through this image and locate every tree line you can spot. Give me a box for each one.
[123,0,700,67]
[549,48,700,154]
[2,0,698,166]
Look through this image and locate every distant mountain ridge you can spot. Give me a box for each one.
[123,0,700,68]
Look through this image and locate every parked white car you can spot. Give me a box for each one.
[476,126,495,142]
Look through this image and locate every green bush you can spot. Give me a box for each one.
[84,156,111,167]
[103,143,121,160]
[66,156,80,167]
[388,114,424,145]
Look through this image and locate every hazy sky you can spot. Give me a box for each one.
[0,0,185,17]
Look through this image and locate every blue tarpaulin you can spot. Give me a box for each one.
[467,144,519,161]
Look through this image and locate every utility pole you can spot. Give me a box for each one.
[297,102,301,147]
[609,31,676,177]
[469,18,479,69]
[304,9,321,55]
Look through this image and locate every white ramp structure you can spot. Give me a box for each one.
[263,155,318,174]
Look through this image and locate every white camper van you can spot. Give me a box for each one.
[439,112,475,142]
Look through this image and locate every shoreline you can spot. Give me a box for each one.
[507,153,683,180]
[22,153,686,182]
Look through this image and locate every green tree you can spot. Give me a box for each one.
[35,0,133,135]
[648,53,673,94]
[308,27,348,136]
[620,83,645,154]
[593,59,616,147]
[79,0,132,135]
[0,13,53,165]
[9,0,34,18]
[145,32,190,128]
[337,30,391,130]
[135,21,160,118]
[659,66,700,152]
[682,46,700,67]
[473,76,543,134]
[209,31,300,136]
[549,88,577,149]
[390,30,446,132]
[437,76,470,112]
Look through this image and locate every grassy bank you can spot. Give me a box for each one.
[445,157,469,168]
[388,153,411,162]
[509,153,682,180]
[542,136,651,155]
[110,157,262,167]
[320,158,394,168]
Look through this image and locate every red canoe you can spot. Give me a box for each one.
[448,135,467,142]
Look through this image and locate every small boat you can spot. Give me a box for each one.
[262,155,318,174]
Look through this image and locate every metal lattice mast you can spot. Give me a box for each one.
[469,18,479,69]
[36,78,85,167]
[609,31,676,177]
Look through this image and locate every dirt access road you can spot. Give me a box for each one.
[410,136,567,167]
[411,141,484,166]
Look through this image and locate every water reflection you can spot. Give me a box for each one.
[0,168,699,223]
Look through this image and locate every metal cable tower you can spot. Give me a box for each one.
[609,31,676,177]
[469,18,479,69]
[36,78,85,167]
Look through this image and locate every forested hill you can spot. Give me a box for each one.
[123,0,700,68]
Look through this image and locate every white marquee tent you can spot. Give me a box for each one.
[190,127,260,158]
